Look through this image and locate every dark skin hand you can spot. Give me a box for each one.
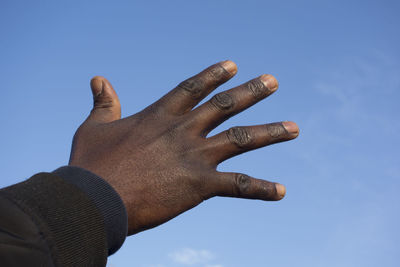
[69,60,299,235]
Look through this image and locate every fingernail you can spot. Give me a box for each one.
[260,74,279,92]
[91,77,105,97]
[275,183,286,199]
[282,121,299,137]
[221,60,238,75]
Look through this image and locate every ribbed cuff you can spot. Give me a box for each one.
[0,172,108,266]
[53,166,128,255]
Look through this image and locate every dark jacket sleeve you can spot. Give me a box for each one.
[0,166,128,267]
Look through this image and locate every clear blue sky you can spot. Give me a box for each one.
[1,1,399,266]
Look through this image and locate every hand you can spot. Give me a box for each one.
[69,61,299,235]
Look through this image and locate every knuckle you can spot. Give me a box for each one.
[266,123,287,138]
[227,127,253,148]
[93,95,114,109]
[246,78,267,99]
[177,77,204,99]
[206,65,231,85]
[210,92,234,110]
[234,173,251,195]
[246,74,278,100]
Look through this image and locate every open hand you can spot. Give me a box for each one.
[69,61,299,235]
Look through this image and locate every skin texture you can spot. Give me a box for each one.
[69,61,299,235]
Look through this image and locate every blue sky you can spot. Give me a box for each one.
[1,0,399,266]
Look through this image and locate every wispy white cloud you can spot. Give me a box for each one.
[169,248,215,265]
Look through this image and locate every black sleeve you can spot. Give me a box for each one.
[0,166,128,267]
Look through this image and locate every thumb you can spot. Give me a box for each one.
[88,76,121,123]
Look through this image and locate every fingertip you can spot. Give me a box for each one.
[91,76,116,96]
[221,60,238,76]
[275,183,286,200]
[282,121,300,138]
[91,75,105,80]
[90,76,105,97]
[260,74,279,92]
[90,76,107,86]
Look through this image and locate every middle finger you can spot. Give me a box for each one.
[188,74,279,136]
